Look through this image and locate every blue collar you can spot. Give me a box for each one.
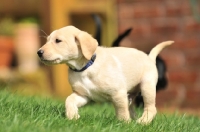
[69,54,96,72]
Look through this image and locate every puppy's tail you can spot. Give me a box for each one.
[149,41,174,62]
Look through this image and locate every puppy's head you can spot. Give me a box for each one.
[37,26,98,65]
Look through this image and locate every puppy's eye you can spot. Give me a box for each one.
[55,39,62,43]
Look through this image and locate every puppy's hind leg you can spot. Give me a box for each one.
[128,91,140,119]
[128,97,136,119]
[112,91,130,122]
[137,74,157,124]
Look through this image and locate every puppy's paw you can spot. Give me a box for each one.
[66,104,80,120]
[66,111,80,120]
[137,116,152,125]
[117,114,131,123]
[137,110,156,124]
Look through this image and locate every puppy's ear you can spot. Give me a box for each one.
[75,31,98,60]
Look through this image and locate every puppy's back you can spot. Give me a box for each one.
[95,47,155,89]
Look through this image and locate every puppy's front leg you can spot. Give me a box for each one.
[112,91,130,121]
[65,92,89,120]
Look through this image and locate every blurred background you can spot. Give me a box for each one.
[0,0,200,115]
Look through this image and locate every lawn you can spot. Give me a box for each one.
[0,90,200,132]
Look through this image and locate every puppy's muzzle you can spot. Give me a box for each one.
[37,49,44,58]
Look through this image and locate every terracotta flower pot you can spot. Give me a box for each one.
[14,23,40,74]
[0,36,14,68]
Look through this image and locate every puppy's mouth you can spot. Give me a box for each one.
[40,58,61,65]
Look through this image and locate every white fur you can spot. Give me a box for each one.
[38,26,174,124]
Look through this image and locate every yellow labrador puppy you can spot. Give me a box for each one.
[37,26,173,124]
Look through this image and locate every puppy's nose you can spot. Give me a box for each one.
[37,50,44,57]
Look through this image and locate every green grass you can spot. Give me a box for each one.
[0,90,200,132]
